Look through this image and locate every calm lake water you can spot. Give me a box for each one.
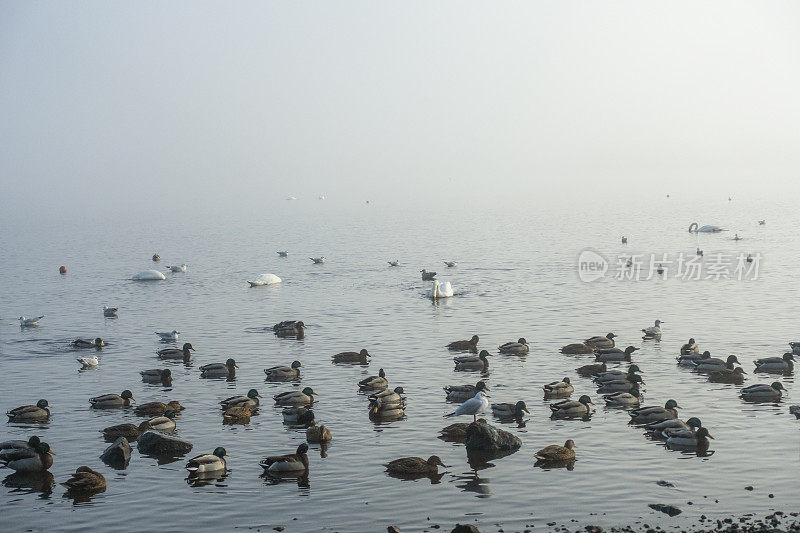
[1,196,798,532]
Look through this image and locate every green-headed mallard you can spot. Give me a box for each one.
[584,333,617,349]
[72,337,104,349]
[358,368,388,390]
[595,364,643,383]
[90,390,134,409]
[331,349,370,364]
[443,381,488,402]
[602,384,642,407]
[306,423,332,443]
[0,436,41,461]
[134,400,184,417]
[646,416,701,435]
[148,410,178,431]
[560,342,594,355]
[576,362,607,377]
[660,417,702,439]
[447,335,479,352]
[282,407,315,425]
[741,381,784,401]
[549,395,593,419]
[454,350,491,371]
[369,386,405,406]
[490,400,529,418]
[628,399,680,424]
[543,377,574,398]
[384,455,446,476]
[369,397,405,420]
[157,343,195,362]
[666,426,713,448]
[0,441,53,472]
[680,338,699,355]
[596,374,644,393]
[594,346,639,362]
[498,338,529,355]
[200,358,238,378]
[692,354,740,373]
[273,320,305,338]
[274,387,317,406]
[7,399,51,422]
[220,389,262,410]
[61,466,106,492]
[708,363,746,384]
[260,443,309,473]
[264,360,303,381]
[222,405,252,424]
[534,439,576,462]
[185,447,227,474]
[677,350,710,366]
[754,353,795,374]
[140,368,172,384]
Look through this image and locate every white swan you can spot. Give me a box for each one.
[688,222,724,233]
[133,270,166,281]
[248,273,282,287]
[429,280,454,300]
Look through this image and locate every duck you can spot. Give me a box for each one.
[680,338,700,355]
[534,440,576,463]
[274,387,317,406]
[222,405,252,424]
[594,346,639,362]
[273,320,305,337]
[152,253,160,262]
[447,335,479,352]
[220,389,262,410]
[543,377,574,398]
[384,455,446,476]
[103,306,118,318]
[420,269,437,281]
[331,349,370,363]
[260,443,309,473]
[549,395,594,419]
[603,384,642,407]
[166,264,187,273]
[490,400,529,418]
[185,447,228,474]
[369,386,405,406]
[444,381,489,402]
[498,338,529,355]
[61,466,106,492]
[77,356,99,369]
[576,362,607,377]
[628,399,680,424]
[444,391,490,422]
[155,330,180,342]
[388,260,400,267]
[677,350,710,366]
[306,424,332,443]
[72,337,104,348]
[148,410,179,431]
[759,220,766,225]
[621,236,627,244]
[692,354,741,373]
[641,320,663,338]
[265,361,303,381]
[790,406,800,419]
[90,390,135,409]
[0,436,41,460]
[584,333,618,349]
[0,441,53,472]
[157,342,195,362]
[277,251,289,257]
[199,358,238,378]
[666,427,714,449]
[134,400,184,416]
[659,417,703,439]
[7,399,51,422]
[646,416,702,435]
[282,407,315,425]
[368,397,405,420]
[754,353,795,373]
[438,419,487,442]
[443,260,458,268]
[453,350,491,371]
[140,368,172,384]
[358,368,388,390]
[696,247,704,257]
[560,342,594,355]
[596,374,644,393]
[740,381,785,401]
[18,315,44,327]
[101,421,151,441]
[708,364,746,384]
[594,364,643,383]
[310,257,325,264]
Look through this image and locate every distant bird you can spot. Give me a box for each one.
[155,330,180,342]
[621,236,627,244]
[447,335,480,352]
[19,315,44,327]
[641,320,663,338]
[388,260,400,267]
[444,390,490,422]
[733,234,742,241]
[420,269,436,281]
[758,220,766,225]
[696,247,703,257]
[152,253,160,262]
[656,264,664,275]
[103,306,118,318]
[310,257,325,264]
[167,264,187,272]
[443,260,458,268]
[273,320,305,337]
[746,253,753,263]
[277,251,289,257]
[77,355,99,369]
[72,338,104,348]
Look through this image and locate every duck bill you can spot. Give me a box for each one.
[706,434,714,439]
[47,449,55,455]
[523,408,530,414]
[190,347,196,351]
[234,364,239,368]
[257,394,263,398]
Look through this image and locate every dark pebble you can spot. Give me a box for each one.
[648,504,682,517]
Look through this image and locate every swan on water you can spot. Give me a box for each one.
[133,270,166,281]
[248,273,282,287]
[688,222,723,233]
[429,280,454,300]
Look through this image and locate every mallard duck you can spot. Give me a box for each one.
[594,346,639,362]
[265,360,303,381]
[680,338,699,355]
[90,390,135,409]
[754,353,795,373]
[157,342,195,362]
[677,350,710,366]
[444,381,489,402]
[103,306,117,318]
[641,320,663,339]
[420,269,437,281]
[369,386,405,406]
[628,399,680,424]
[0,436,41,460]
[603,384,642,407]
[543,377,574,398]
[7,399,51,422]
[584,333,617,349]
[0,441,53,472]
[491,400,529,418]
[741,381,785,401]
[438,419,487,442]
[148,410,178,431]
[200,358,238,378]
[454,350,491,371]
[444,391,489,422]
[498,338,529,355]
[77,355,99,369]
[155,330,180,342]
[134,400,184,416]
[549,395,593,419]
[384,455,446,476]
[534,439,576,462]
[595,364,643,383]
[660,417,703,439]
[101,421,151,441]
[273,320,305,337]
[140,368,172,384]
[597,374,644,393]
[666,426,713,448]
[447,335,479,352]
[260,443,309,473]
[358,368,388,390]
[692,354,740,373]
[274,387,317,406]
[369,397,405,420]
[282,407,315,425]
[790,405,800,419]
[646,416,702,435]
[306,424,332,443]
[331,349,370,363]
[576,362,607,377]
[72,337,104,348]
[61,466,106,491]
[185,447,228,474]
[220,389,262,410]
[560,342,594,355]
[708,364,746,384]
[18,315,44,327]
[222,405,252,424]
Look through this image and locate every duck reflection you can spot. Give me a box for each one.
[452,469,491,497]
[186,471,229,488]
[3,471,54,497]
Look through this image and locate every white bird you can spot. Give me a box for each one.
[103,306,117,318]
[286,196,297,201]
[310,257,325,264]
[429,280,454,300]
[247,273,282,287]
[77,356,99,369]
[133,270,166,281]
[443,260,458,268]
[388,260,400,267]
[155,330,180,342]
[19,316,44,327]
[167,264,187,273]
[642,320,663,338]
[277,251,289,257]
[444,391,489,423]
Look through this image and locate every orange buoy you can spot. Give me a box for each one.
[59,265,67,274]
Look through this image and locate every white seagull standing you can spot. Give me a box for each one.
[19,316,44,327]
[444,390,489,423]
[156,330,180,342]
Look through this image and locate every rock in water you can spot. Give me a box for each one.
[464,421,522,454]
[136,430,193,456]
[648,503,682,516]
[452,525,481,533]
[101,437,132,468]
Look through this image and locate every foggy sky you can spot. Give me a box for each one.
[2,1,799,215]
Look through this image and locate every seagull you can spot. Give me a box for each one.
[656,264,664,275]
[277,251,289,257]
[103,306,118,318]
[156,330,180,342]
[421,269,436,281]
[167,264,187,272]
[621,236,627,244]
[443,261,458,268]
[696,247,703,257]
[310,257,325,264]
[758,220,766,225]
[444,390,490,423]
[388,260,400,267]
[77,355,99,369]
[19,316,44,327]
[733,234,742,241]
[642,320,663,338]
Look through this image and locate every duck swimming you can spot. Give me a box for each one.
[708,364,746,384]
[306,424,332,443]
[490,400,529,418]
[385,455,446,476]
[185,447,228,474]
[331,349,370,363]
[264,360,303,381]
[222,405,252,424]
[0,436,41,461]
[754,353,795,373]
[560,342,594,355]
[0,441,53,472]
[677,350,710,366]
[7,399,51,422]
[534,440,576,463]
[220,389,262,410]
[273,320,305,338]
[543,377,574,398]
[666,426,714,449]
[140,368,172,384]
[61,466,106,492]
[200,358,238,378]
[157,342,195,362]
[369,386,405,406]
[603,384,642,407]
[447,335,479,352]
[594,346,639,362]
[134,400,184,417]
[596,374,644,393]
[628,399,680,424]
[498,338,529,355]
[692,354,740,373]
[369,397,405,420]
[453,350,491,371]
[260,443,310,474]
[281,407,315,425]
[358,368,388,390]
[594,364,643,383]
[740,381,784,401]
[103,306,118,318]
[72,338,104,348]
[274,387,317,406]
[90,390,135,409]
[549,395,594,419]
[444,381,489,402]
[680,338,699,355]
[576,362,607,377]
[584,333,618,349]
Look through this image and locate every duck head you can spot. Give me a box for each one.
[121,390,135,402]
[212,447,228,458]
[783,353,796,362]
[301,387,317,397]
[226,358,238,369]
[514,400,530,415]
[665,399,680,410]
[517,338,528,345]
[578,395,594,405]
[625,346,640,355]
[686,417,702,428]
[94,338,105,347]
[726,355,740,365]
[247,389,262,399]
[291,360,303,369]
[36,399,50,409]
[359,349,370,357]
[628,364,642,374]
[164,409,178,419]
[606,333,617,340]
[426,455,447,468]
[475,381,490,392]
[296,443,309,455]
[771,382,785,391]
[478,350,491,360]
[696,427,713,440]
[563,439,576,450]
[182,343,195,352]
[378,368,386,378]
